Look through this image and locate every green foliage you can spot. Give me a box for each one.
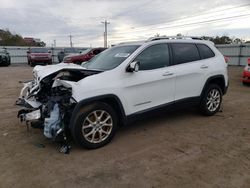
[0,29,26,46]
[0,29,46,46]
[201,35,244,44]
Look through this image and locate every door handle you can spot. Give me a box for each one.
[162,72,174,76]
[200,65,208,69]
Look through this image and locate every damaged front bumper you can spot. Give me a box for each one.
[16,78,75,143]
[17,108,41,122]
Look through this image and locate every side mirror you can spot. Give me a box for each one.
[126,61,140,72]
[27,51,30,54]
[48,51,51,53]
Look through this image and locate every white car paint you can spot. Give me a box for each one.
[27,39,228,116]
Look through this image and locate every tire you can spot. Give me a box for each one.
[30,62,35,67]
[71,102,118,149]
[199,84,222,116]
[242,82,250,86]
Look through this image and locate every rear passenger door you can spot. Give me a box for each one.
[170,43,210,101]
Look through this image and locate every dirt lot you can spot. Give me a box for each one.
[0,65,249,188]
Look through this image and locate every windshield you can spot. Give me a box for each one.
[82,45,139,71]
[30,48,48,53]
[80,49,91,55]
[64,48,79,53]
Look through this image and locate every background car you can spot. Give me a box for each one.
[57,48,86,62]
[242,58,250,85]
[0,49,11,66]
[63,48,106,64]
[27,48,52,67]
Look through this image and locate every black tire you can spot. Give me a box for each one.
[199,84,222,116]
[30,62,35,67]
[71,102,118,149]
[242,82,250,86]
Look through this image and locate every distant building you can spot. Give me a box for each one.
[24,37,46,46]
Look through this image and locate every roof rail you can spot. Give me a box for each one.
[146,36,203,42]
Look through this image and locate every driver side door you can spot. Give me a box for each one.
[121,43,176,115]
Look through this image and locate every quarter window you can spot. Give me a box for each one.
[134,44,170,70]
[171,43,200,65]
[197,44,215,59]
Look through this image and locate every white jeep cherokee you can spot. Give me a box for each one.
[16,37,228,149]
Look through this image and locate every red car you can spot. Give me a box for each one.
[242,58,250,85]
[63,48,106,64]
[27,48,52,67]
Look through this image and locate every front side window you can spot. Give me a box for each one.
[134,43,170,70]
[171,43,200,65]
[197,44,215,59]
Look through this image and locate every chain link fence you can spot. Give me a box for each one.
[0,46,86,64]
[1,44,250,66]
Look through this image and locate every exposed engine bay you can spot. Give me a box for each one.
[16,66,101,153]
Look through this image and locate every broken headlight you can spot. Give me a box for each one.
[25,109,41,121]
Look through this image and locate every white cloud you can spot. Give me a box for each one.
[0,0,249,47]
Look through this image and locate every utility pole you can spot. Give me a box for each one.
[101,20,110,48]
[53,39,56,47]
[69,35,73,47]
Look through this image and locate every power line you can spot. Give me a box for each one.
[109,13,250,41]
[111,3,250,35]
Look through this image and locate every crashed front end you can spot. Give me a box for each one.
[16,68,77,144]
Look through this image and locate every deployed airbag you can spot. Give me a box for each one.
[44,104,61,138]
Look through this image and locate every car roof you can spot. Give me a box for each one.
[116,38,214,47]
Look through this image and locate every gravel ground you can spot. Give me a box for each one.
[0,65,249,188]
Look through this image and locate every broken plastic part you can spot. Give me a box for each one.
[59,145,71,154]
[25,109,41,121]
[44,103,61,138]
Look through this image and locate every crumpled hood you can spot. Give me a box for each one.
[33,63,86,82]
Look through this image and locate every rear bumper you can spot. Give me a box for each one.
[242,70,250,83]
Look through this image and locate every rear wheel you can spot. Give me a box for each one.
[71,102,117,149]
[30,62,35,67]
[200,84,222,116]
[242,82,249,86]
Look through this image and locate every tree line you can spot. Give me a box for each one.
[0,29,45,46]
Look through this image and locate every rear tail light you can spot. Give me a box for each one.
[224,56,229,63]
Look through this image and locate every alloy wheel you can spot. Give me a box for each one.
[206,89,221,112]
[82,110,113,144]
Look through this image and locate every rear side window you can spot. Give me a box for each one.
[135,43,170,70]
[171,43,200,65]
[197,44,215,59]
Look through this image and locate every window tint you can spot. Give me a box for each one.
[197,44,215,59]
[135,44,170,70]
[93,50,100,55]
[171,43,200,65]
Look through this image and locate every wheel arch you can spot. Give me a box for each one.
[69,94,127,129]
[201,75,226,97]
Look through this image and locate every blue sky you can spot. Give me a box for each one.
[0,0,250,47]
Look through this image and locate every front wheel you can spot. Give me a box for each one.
[71,102,118,149]
[200,84,222,116]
